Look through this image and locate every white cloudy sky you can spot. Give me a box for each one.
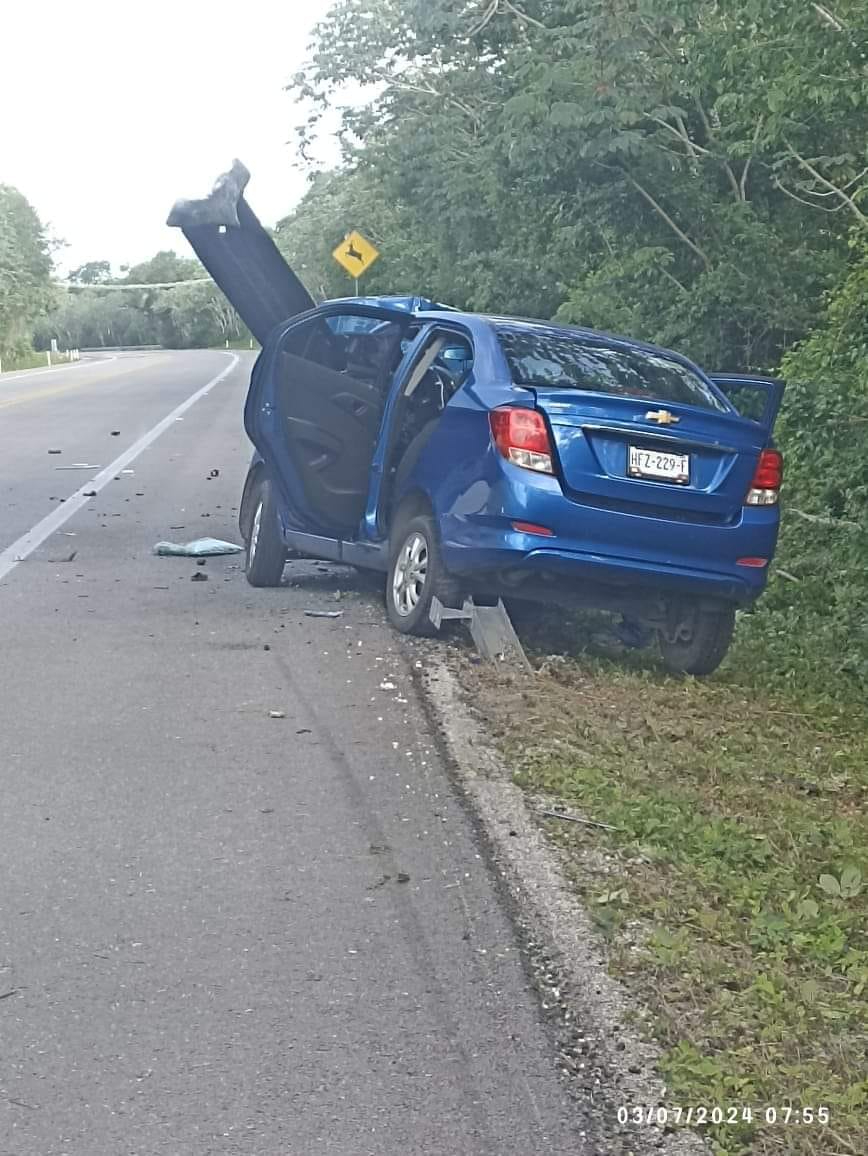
[0,0,345,273]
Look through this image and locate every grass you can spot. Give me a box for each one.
[0,349,70,372]
[460,607,868,1156]
[210,338,259,351]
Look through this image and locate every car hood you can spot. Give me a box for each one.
[167,160,315,344]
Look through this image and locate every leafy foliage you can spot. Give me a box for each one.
[31,250,250,351]
[286,0,867,367]
[121,250,204,285]
[0,184,55,361]
[734,235,868,697]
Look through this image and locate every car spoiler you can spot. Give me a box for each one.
[167,160,315,344]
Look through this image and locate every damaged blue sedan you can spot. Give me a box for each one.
[169,162,784,675]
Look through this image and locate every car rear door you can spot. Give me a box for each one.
[247,305,411,536]
[168,160,315,344]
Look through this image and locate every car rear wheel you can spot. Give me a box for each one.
[386,513,460,636]
[245,478,286,588]
[658,600,736,676]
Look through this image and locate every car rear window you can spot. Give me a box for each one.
[497,327,728,412]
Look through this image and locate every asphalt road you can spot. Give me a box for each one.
[0,352,588,1155]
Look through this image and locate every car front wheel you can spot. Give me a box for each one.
[658,600,736,676]
[386,513,459,636]
[245,478,286,588]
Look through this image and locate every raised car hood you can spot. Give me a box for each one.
[167,160,314,344]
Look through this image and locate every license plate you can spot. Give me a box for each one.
[628,445,690,484]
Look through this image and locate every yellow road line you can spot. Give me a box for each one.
[0,356,171,412]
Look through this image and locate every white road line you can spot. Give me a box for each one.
[0,353,240,583]
[0,354,118,384]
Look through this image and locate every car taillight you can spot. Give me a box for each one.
[489,407,554,474]
[746,448,783,506]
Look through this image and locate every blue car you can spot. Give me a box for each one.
[170,163,784,676]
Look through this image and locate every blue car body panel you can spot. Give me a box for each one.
[242,300,783,611]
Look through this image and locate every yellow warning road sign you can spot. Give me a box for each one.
[332,230,380,279]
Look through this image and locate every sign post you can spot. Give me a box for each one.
[332,230,380,295]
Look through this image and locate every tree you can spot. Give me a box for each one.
[69,260,112,285]
[290,0,867,369]
[122,250,205,285]
[0,184,54,360]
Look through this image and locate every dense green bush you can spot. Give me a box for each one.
[733,236,868,700]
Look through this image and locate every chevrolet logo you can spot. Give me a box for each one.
[645,409,680,425]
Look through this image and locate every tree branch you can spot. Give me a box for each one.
[790,508,861,529]
[645,114,712,158]
[468,0,498,37]
[812,3,847,31]
[624,174,712,269]
[468,0,546,38]
[502,1,546,30]
[773,176,849,213]
[740,115,764,200]
[784,141,868,226]
[657,264,690,296]
[694,97,742,201]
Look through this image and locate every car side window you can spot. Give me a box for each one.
[280,313,406,388]
[403,329,474,404]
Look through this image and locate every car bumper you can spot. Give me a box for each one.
[437,469,779,605]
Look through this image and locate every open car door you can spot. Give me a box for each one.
[246,305,412,537]
[710,374,785,435]
[167,160,314,344]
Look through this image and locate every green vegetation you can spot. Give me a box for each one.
[0,349,79,373]
[0,184,54,363]
[0,179,252,355]
[283,0,866,367]
[466,640,867,1156]
[33,251,252,351]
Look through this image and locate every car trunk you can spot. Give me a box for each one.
[530,390,767,523]
[167,160,315,344]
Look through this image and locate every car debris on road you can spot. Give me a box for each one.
[154,538,244,557]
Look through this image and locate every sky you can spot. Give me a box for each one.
[0,0,344,274]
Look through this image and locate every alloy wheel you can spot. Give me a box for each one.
[391,531,429,617]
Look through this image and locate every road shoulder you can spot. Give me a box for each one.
[421,654,705,1156]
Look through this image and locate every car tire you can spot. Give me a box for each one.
[658,601,736,676]
[245,478,286,588]
[386,512,460,636]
